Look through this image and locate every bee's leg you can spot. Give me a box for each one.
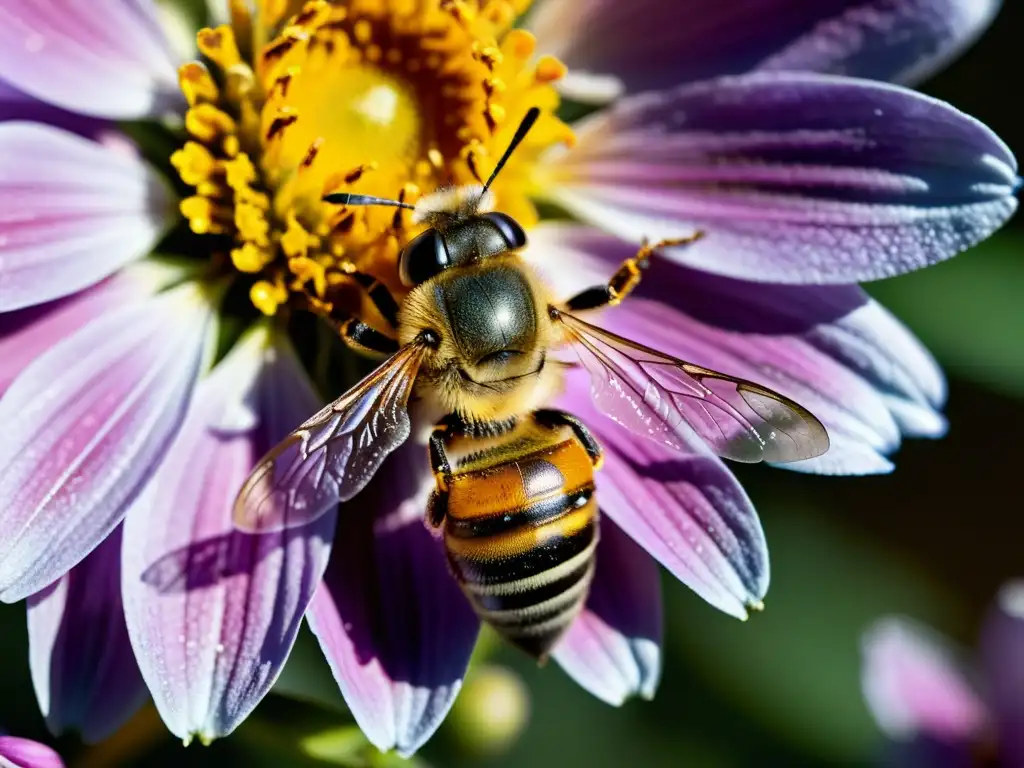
[426,417,460,528]
[338,317,400,356]
[345,270,401,329]
[534,409,603,468]
[562,233,704,311]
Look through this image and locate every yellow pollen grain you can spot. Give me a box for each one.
[232,242,273,273]
[197,26,243,71]
[223,154,258,191]
[535,55,567,83]
[235,201,271,246]
[288,256,327,298]
[250,278,289,316]
[179,62,219,106]
[185,104,237,144]
[281,212,314,258]
[181,196,231,234]
[171,142,217,185]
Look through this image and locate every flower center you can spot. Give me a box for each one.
[170,0,572,324]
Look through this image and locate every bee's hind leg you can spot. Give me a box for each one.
[562,233,704,312]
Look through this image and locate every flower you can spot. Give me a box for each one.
[861,581,1024,766]
[0,0,1015,757]
[0,734,64,768]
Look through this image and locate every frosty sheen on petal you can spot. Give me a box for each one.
[0,123,175,310]
[529,0,1002,94]
[0,272,143,396]
[553,520,662,705]
[0,1,181,119]
[545,74,1017,285]
[27,526,147,743]
[0,283,213,603]
[307,441,481,758]
[122,328,334,742]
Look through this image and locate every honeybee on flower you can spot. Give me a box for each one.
[0,0,1015,756]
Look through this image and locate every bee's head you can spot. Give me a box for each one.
[322,107,540,286]
[397,211,527,286]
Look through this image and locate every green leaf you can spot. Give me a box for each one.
[867,233,1024,399]
[665,501,964,763]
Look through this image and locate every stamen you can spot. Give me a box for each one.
[171,0,572,321]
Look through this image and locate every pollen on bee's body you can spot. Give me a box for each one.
[169,0,572,325]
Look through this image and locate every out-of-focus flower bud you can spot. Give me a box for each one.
[448,664,530,757]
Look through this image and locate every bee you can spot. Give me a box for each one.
[233,108,830,659]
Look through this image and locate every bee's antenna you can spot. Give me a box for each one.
[322,192,416,210]
[480,107,541,197]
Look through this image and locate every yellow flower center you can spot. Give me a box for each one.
[170,0,572,325]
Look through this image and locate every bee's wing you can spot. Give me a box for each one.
[233,343,427,533]
[556,311,829,463]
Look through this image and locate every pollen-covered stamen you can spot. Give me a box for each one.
[171,0,572,323]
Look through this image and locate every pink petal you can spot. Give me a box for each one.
[0,122,175,310]
[979,580,1024,766]
[530,0,1001,95]
[0,282,213,603]
[0,263,180,396]
[861,617,988,742]
[553,520,662,705]
[307,440,480,757]
[27,525,146,742]
[0,1,181,119]
[554,371,768,620]
[532,223,943,468]
[545,74,1017,285]
[0,736,64,768]
[122,328,334,742]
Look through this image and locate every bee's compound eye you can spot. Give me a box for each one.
[399,229,450,286]
[483,212,527,249]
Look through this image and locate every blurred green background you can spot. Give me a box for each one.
[3,4,1023,767]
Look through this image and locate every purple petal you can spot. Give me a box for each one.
[27,525,146,742]
[544,224,943,461]
[0,736,64,768]
[0,282,213,603]
[861,617,988,742]
[0,123,174,310]
[0,77,107,137]
[758,0,1003,86]
[122,328,334,742]
[545,73,1017,285]
[553,520,662,705]
[554,371,768,620]
[0,269,147,396]
[530,0,1001,94]
[979,580,1024,766]
[0,1,181,119]
[307,440,480,757]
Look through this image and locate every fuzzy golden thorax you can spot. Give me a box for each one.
[398,257,562,421]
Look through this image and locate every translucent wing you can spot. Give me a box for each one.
[556,311,829,463]
[233,344,426,533]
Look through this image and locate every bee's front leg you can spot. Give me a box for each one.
[336,317,400,356]
[562,233,704,312]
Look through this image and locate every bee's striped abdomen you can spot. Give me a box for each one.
[441,435,598,659]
